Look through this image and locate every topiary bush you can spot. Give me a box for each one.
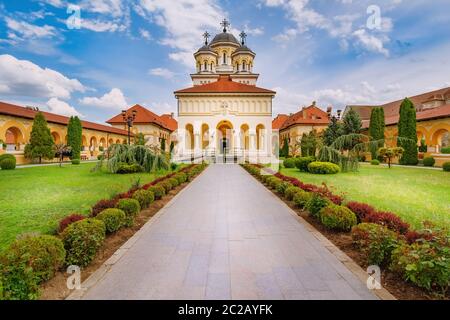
[276,182,291,196]
[0,255,40,300]
[159,181,172,193]
[58,214,86,233]
[168,177,179,188]
[442,162,450,172]
[305,193,330,219]
[295,156,315,172]
[390,232,450,294]
[285,186,301,201]
[71,159,80,165]
[61,218,105,268]
[267,177,283,190]
[132,189,154,209]
[148,185,165,200]
[423,157,435,167]
[95,208,126,233]
[91,198,118,217]
[370,159,380,165]
[0,154,16,170]
[307,162,340,174]
[441,147,450,154]
[283,158,296,169]
[116,163,144,174]
[345,201,376,223]
[0,235,65,295]
[174,172,187,184]
[319,205,357,232]
[363,211,410,234]
[352,223,399,265]
[293,190,312,209]
[116,199,140,227]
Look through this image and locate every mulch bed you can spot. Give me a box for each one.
[259,180,445,301]
[39,182,190,300]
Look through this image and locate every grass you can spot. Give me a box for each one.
[280,164,450,230]
[0,163,170,250]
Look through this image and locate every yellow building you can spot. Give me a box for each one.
[346,87,450,166]
[0,101,130,165]
[106,104,177,152]
[274,103,330,155]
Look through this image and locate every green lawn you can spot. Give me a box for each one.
[0,163,169,250]
[280,164,450,230]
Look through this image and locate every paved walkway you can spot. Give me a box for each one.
[78,164,378,300]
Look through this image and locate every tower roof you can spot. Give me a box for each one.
[210,32,240,46]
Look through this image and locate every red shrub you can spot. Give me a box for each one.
[346,201,376,222]
[363,211,410,234]
[91,198,118,217]
[58,214,86,233]
[404,230,434,244]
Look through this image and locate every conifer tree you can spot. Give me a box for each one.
[368,107,385,159]
[342,108,362,134]
[280,137,289,157]
[397,98,418,165]
[323,116,343,146]
[24,112,54,163]
[67,116,82,160]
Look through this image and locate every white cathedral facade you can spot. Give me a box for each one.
[173,20,276,163]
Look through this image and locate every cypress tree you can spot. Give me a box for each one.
[397,98,418,165]
[24,112,54,163]
[369,107,385,159]
[67,116,82,160]
[280,137,289,157]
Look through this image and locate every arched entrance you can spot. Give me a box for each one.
[216,121,233,154]
[256,124,265,150]
[201,124,209,150]
[432,129,449,151]
[4,127,25,152]
[240,124,249,150]
[185,124,194,150]
[51,132,61,144]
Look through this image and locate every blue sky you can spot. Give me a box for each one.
[0,0,449,123]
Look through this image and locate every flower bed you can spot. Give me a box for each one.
[241,163,450,299]
[0,163,208,300]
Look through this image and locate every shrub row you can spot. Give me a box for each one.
[283,157,339,175]
[242,163,450,296]
[0,163,208,300]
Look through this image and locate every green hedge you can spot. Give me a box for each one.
[285,186,301,201]
[295,156,315,172]
[443,162,450,172]
[71,159,80,165]
[370,159,380,165]
[307,162,340,174]
[305,194,330,218]
[441,147,450,154]
[0,154,16,170]
[319,205,357,232]
[423,157,435,167]
[116,163,144,174]
[293,190,312,209]
[96,208,126,233]
[283,158,296,168]
[148,185,165,200]
[61,218,106,268]
[117,199,140,227]
[132,189,154,209]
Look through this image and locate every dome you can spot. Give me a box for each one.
[196,44,214,53]
[210,32,240,46]
[233,45,254,54]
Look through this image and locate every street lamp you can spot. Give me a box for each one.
[122,109,137,145]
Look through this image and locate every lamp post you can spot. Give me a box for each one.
[122,109,137,145]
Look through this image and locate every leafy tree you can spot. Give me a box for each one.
[54,143,71,167]
[67,116,82,160]
[323,117,343,146]
[368,107,385,159]
[379,147,404,168]
[397,98,418,165]
[280,137,289,157]
[24,112,54,163]
[342,108,362,134]
[301,130,319,157]
[134,133,146,146]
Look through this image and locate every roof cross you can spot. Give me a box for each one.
[203,31,210,45]
[220,19,230,32]
[239,31,247,45]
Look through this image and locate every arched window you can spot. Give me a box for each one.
[242,61,246,71]
[204,61,207,71]
[210,63,213,71]
[223,52,226,64]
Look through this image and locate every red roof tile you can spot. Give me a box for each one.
[0,101,130,136]
[280,105,329,130]
[159,114,178,131]
[174,75,276,94]
[106,104,173,131]
[272,114,289,129]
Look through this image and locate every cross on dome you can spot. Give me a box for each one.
[220,19,230,32]
[239,31,247,45]
[203,31,210,45]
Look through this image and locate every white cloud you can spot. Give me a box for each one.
[0,54,85,100]
[5,17,56,39]
[79,0,125,18]
[80,19,125,32]
[149,67,175,79]
[352,29,390,57]
[40,0,65,7]
[79,88,128,110]
[139,28,152,40]
[46,97,83,117]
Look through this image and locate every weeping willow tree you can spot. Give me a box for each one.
[319,133,414,172]
[93,144,169,173]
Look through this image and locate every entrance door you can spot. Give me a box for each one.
[221,138,229,154]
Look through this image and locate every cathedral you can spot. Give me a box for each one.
[173,20,276,163]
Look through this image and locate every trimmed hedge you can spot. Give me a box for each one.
[293,190,312,209]
[276,181,291,196]
[423,157,435,167]
[174,172,187,184]
[441,147,450,154]
[346,201,375,223]
[159,181,173,193]
[168,177,179,188]
[363,211,410,234]
[71,159,80,165]
[370,159,380,165]
[307,162,340,174]
[132,189,154,209]
[295,156,315,172]
[305,193,330,218]
[91,198,118,217]
[58,214,86,233]
[116,199,140,227]
[0,154,16,170]
[285,186,301,201]
[319,205,357,232]
[116,163,144,174]
[61,218,106,268]
[352,223,398,265]
[283,158,296,168]
[96,208,126,233]
[442,162,450,172]
[148,185,165,200]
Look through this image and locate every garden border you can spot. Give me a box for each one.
[66,165,210,300]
